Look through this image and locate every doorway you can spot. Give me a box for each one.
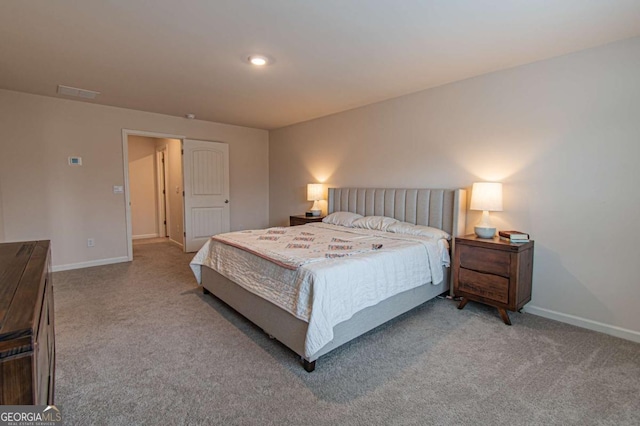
[127,136,175,242]
[122,130,231,261]
[123,130,185,261]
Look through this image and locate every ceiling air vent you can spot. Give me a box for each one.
[57,84,101,99]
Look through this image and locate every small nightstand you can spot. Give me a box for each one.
[289,215,325,226]
[453,234,534,325]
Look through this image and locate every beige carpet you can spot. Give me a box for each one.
[53,241,640,425]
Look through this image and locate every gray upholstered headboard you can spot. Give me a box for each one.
[327,188,467,237]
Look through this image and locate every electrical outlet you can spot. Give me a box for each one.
[87,238,95,247]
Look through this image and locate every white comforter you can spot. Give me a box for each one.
[190,223,449,357]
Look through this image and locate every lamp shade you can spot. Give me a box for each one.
[307,183,324,201]
[470,182,503,212]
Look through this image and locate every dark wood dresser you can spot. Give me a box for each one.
[0,240,55,405]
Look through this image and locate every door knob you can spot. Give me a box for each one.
[225,199,229,204]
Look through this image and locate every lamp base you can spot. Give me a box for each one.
[474,226,496,239]
[310,200,322,217]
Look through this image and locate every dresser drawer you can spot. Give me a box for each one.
[458,244,510,277]
[458,268,509,304]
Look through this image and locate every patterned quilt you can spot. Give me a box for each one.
[211,225,386,270]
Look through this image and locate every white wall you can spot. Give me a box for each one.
[0,89,269,269]
[270,37,640,340]
[128,136,158,238]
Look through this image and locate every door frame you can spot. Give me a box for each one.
[155,148,169,238]
[122,129,185,261]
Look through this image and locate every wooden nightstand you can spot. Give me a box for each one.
[453,234,534,325]
[289,215,325,226]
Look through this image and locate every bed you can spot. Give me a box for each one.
[190,188,467,372]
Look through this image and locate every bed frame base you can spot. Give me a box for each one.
[201,265,448,372]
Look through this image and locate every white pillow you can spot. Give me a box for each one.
[387,221,451,240]
[322,212,363,227]
[351,215,399,231]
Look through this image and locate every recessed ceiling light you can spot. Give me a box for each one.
[248,55,268,66]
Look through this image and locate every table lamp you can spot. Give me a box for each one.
[307,183,323,217]
[470,182,503,238]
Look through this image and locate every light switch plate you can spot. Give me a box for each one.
[113,185,124,194]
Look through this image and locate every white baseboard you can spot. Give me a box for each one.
[52,256,130,272]
[523,305,640,344]
[132,233,159,240]
[169,238,184,249]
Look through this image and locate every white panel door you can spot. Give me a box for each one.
[183,139,230,252]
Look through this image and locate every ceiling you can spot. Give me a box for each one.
[1,1,640,130]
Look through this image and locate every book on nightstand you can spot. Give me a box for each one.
[499,230,530,242]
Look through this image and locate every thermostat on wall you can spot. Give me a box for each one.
[68,156,82,166]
